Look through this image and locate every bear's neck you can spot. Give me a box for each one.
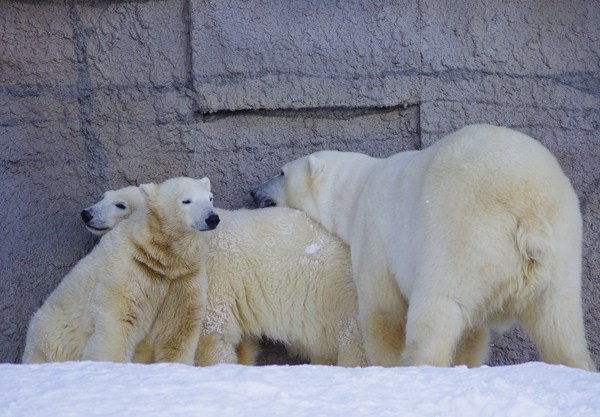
[132,212,207,282]
[317,157,379,245]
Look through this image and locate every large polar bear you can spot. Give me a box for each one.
[252,124,596,371]
[23,177,219,365]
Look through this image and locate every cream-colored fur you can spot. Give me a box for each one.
[195,207,367,367]
[22,177,218,365]
[82,186,145,236]
[75,186,366,367]
[253,124,595,371]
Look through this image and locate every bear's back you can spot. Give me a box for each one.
[206,207,356,343]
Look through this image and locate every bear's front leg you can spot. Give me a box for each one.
[453,326,490,367]
[195,332,240,366]
[235,337,261,365]
[132,337,155,364]
[194,297,241,366]
[82,277,164,363]
[336,316,369,367]
[152,274,207,365]
[401,290,466,367]
[352,246,407,367]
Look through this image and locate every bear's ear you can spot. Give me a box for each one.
[139,183,157,200]
[308,155,326,177]
[198,177,211,191]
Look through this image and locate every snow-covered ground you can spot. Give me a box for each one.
[1,361,599,417]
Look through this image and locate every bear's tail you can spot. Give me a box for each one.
[514,215,554,296]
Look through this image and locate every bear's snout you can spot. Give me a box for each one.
[250,189,277,208]
[81,210,93,224]
[205,213,220,230]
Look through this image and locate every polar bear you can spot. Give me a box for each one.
[75,187,370,367]
[196,207,367,367]
[77,186,488,368]
[252,124,596,371]
[81,185,145,236]
[23,177,219,365]
[77,185,263,365]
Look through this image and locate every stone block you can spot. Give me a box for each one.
[78,1,189,88]
[190,0,421,112]
[420,0,600,75]
[0,2,77,86]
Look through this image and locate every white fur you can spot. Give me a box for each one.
[253,124,595,371]
[82,186,144,236]
[72,184,367,367]
[23,177,217,365]
[195,207,367,367]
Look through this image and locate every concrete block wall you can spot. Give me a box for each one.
[1,0,598,367]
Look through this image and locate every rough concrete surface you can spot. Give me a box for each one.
[190,0,422,112]
[1,0,598,368]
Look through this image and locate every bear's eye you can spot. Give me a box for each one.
[210,196,213,202]
[280,170,285,176]
[116,203,126,210]
[182,199,191,205]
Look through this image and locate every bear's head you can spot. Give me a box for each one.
[251,151,331,217]
[140,177,220,237]
[81,186,145,236]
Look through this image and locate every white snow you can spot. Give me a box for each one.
[1,361,599,417]
[305,244,321,254]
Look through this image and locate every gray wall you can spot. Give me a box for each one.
[1,0,599,367]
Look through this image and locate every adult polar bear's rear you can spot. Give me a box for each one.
[252,124,596,371]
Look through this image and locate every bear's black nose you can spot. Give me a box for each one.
[81,210,93,224]
[250,190,256,198]
[206,214,220,229]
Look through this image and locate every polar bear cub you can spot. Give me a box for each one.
[23,177,219,365]
[74,186,369,367]
[196,207,367,367]
[81,186,145,236]
[253,124,596,371]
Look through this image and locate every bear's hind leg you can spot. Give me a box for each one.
[519,281,595,371]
